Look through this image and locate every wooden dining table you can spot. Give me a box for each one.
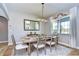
[21,36,38,55]
[21,36,56,55]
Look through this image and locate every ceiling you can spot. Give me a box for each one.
[5,3,79,19]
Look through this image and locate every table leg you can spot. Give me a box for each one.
[28,43,31,56]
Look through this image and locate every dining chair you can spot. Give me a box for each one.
[33,35,46,56]
[46,35,56,52]
[11,34,29,55]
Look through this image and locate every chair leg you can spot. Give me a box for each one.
[37,48,38,56]
[44,47,46,55]
[50,45,52,52]
[28,43,31,56]
[13,48,16,56]
[55,44,57,55]
[27,47,30,56]
[26,48,28,53]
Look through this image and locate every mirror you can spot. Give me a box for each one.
[24,19,40,31]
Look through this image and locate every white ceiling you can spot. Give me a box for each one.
[5,3,79,19]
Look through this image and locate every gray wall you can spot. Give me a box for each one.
[0,4,8,43]
[0,16,8,42]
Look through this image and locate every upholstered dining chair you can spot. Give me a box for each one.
[46,35,56,52]
[11,34,29,55]
[33,35,46,56]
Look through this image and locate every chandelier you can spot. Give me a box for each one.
[38,3,47,22]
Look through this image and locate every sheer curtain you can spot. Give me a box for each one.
[70,7,77,48]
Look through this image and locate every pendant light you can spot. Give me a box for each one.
[41,3,47,22]
[41,3,44,21]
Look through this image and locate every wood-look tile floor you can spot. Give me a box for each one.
[0,43,8,48]
[68,49,79,56]
[0,43,8,56]
[1,43,79,56]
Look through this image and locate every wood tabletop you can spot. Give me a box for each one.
[21,36,52,44]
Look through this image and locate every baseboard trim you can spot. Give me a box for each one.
[58,42,77,50]
[0,41,8,43]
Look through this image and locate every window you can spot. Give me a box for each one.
[24,19,40,31]
[51,20,58,33]
[60,17,70,34]
[51,16,70,34]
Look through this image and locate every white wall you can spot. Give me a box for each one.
[8,11,46,44]
[58,35,71,46]
[0,8,7,18]
[0,3,9,19]
[46,18,52,35]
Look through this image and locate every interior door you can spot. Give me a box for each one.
[0,16,8,43]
